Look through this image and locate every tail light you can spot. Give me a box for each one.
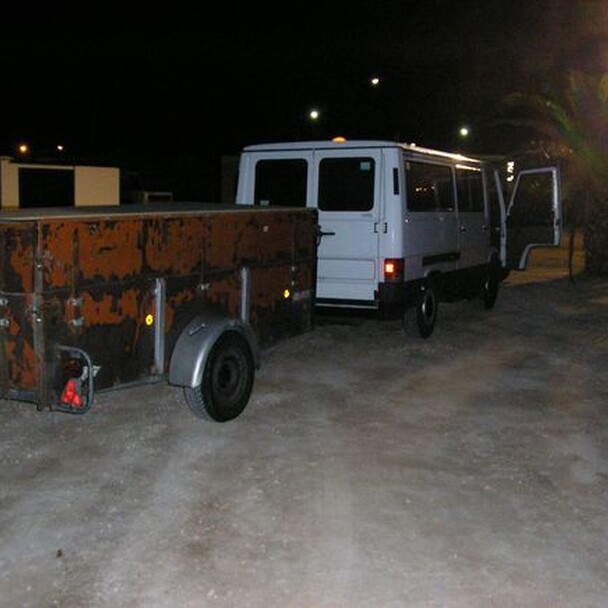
[61,378,84,408]
[383,258,404,282]
[55,346,95,414]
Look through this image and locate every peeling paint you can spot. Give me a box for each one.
[0,205,318,410]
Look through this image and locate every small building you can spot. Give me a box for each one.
[0,157,120,209]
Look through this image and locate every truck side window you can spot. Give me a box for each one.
[456,167,484,212]
[405,161,454,212]
[254,159,307,207]
[318,157,374,211]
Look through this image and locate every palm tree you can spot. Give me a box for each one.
[502,70,608,275]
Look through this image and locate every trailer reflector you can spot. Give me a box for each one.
[61,379,84,408]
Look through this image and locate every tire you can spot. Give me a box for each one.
[184,331,255,422]
[481,263,500,310]
[404,279,438,339]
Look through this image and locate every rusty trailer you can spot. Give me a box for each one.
[0,203,318,421]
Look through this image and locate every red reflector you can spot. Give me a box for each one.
[61,379,84,408]
[383,258,404,282]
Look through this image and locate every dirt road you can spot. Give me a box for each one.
[1,239,607,607]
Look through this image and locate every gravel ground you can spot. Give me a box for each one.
[1,238,607,608]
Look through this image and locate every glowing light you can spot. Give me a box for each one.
[309,109,320,121]
[18,143,29,154]
[459,126,470,138]
[370,77,380,86]
[145,314,154,326]
[506,160,515,182]
[332,136,347,143]
[283,289,291,299]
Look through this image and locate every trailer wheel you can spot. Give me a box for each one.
[184,332,255,422]
[481,263,500,310]
[404,279,438,339]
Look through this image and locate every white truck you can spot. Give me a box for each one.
[235,139,561,337]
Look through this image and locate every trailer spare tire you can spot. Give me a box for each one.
[184,331,255,422]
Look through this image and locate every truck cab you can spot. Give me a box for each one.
[236,140,561,337]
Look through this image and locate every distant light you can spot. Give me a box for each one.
[332,136,347,143]
[309,109,320,121]
[370,77,380,87]
[18,143,29,154]
[283,289,291,299]
[459,126,470,138]
[56,144,64,152]
[145,314,154,326]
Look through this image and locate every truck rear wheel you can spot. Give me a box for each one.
[184,332,255,422]
[404,279,438,339]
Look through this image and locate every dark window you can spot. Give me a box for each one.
[318,157,375,211]
[456,167,484,212]
[508,172,554,226]
[254,159,307,207]
[405,161,454,212]
[19,168,74,208]
[485,169,503,248]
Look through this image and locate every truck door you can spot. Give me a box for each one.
[455,165,488,270]
[313,149,382,307]
[506,167,561,269]
[239,151,313,209]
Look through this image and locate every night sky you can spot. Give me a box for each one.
[2,2,605,199]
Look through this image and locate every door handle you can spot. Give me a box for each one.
[317,229,336,245]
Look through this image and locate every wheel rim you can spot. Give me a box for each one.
[212,348,248,405]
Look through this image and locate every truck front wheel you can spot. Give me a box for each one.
[184,332,255,422]
[481,262,500,310]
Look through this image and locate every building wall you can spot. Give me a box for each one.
[0,158,120,208]
[74,166,120,206]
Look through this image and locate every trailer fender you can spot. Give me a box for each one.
[168,312,260,390]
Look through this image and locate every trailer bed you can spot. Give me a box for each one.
[0,203,318,414]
